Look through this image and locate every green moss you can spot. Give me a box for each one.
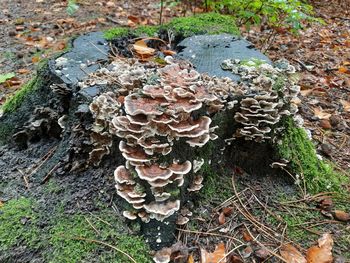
[43,179,62,194]
[1,76,40,113]
[164,12,239,38]
[47,211,151,263]
[276,117,349,193]
[104,25,159,40]
[265,192,350,259]
[0,198,40,251]
[134,25,160,37]
[104,27,130,40]
[104,13,239,41]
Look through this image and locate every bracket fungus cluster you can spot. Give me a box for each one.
[86,56,300,252]
[89,60,235,227]
[222,59,300,142]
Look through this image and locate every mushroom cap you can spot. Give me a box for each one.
[144,200,180,217]
[123,211,137,220]
[114,165,135,185]
[176,215,189,225]
[135,164,173,181]
[169,161,192,175]
[124,94,167,116]
[153,248,172,263]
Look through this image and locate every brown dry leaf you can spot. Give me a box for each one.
[133,39,156,57]
[338,66,349,74]
[306,233,333,263]
[17,68,30,74]
[32,56,40,63]
[218,212,226,225]
[230,255,244,263]
[333,210,350,222]
[300,88,314,96]
[0,200,3,208]
[162,49,177,56]
[313,107,332,120]
[222,207,233,216]
[340,100,350,112]
[188,254,194,263]
[242,230,253,242]
[200,243,226,263]
[280,244,306,263]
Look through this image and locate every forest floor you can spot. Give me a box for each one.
[0,0,349,262]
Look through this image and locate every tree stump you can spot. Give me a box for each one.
[1,15,341,255]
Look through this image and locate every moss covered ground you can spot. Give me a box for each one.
[0,197,151,263]
[276,117,349,194]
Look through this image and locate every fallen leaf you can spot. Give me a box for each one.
[338,66,349,74]
[0,200,3,208]
[333,210,350,222]
[218,212,226,225]
[188,254,194,263]
[318,197,333,211]
[255,248,270,260]
[200,243,226,263]
[162,50,177,56]
[300,88,315,96]
[313,107,332,120]
[133,39,156,57]
[242,230,253,242]
[280,244,306,263]
[32,56,40,63]
[340,100,350,112]
[319,119,331,129]
[306,233,333,263]
[17,68,30,74]
[222,207,233,216]
[229,255,244,263]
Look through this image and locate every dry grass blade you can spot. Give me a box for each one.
[71,236,137,263]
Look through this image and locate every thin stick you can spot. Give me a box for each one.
[28,145,57,178]
[17,168,29,189]
[41,162,60,184]
[88,41,109,57]
[71,236,137,263]
[85,216,100,235]
[88,212,113,227]
[218,244,245,263]
[23,176,29,189]
[177,228,244,244]
[159,0,164,25]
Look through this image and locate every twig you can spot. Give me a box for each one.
[28,145,57,178]
[70,236,137,263]
[218,244,245,263]
[17,168,29,189]
[176,228,244,244]
[231,176,282,243]
[85,216,100,235]
[88,41,109,57]
[41,162,60,184]
[88,211,113,227]
[279,203,320,211]
[159,0,164,25]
